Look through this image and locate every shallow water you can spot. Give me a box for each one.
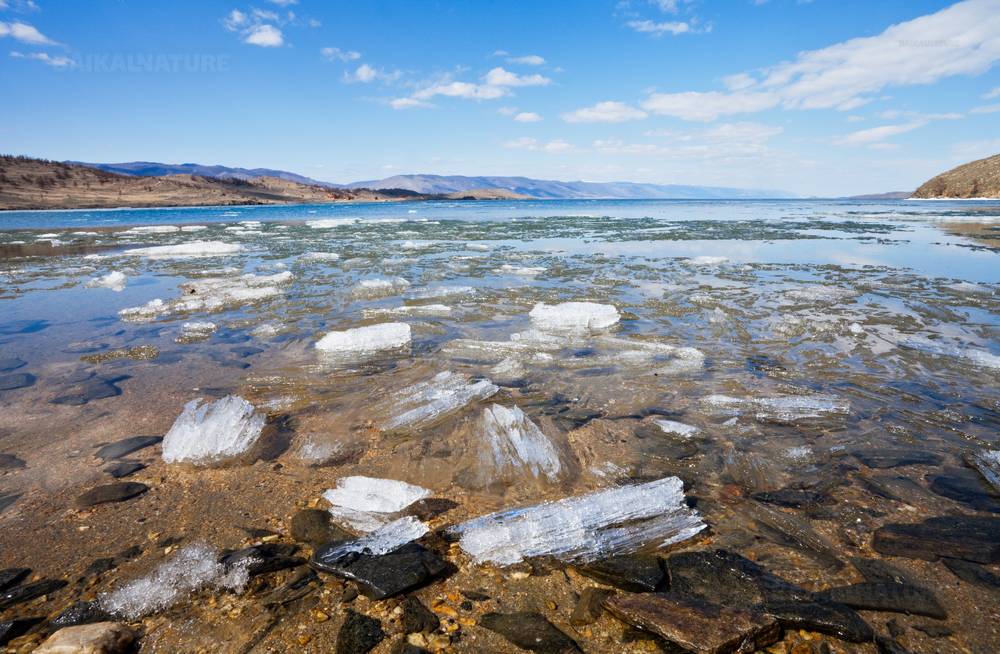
[0,199,998,652]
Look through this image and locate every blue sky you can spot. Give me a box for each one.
[1,0,998,195]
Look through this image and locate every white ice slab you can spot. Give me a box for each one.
[969,449,1000,493]
[122,241,243,258]
[323,476,431,532]
[119,271,290,321]
[382,371,499,431]
[315,322,411,354]
[529,301,620,332]
[654,419,700,438]
[351,277,411,298]
[314,517,429,561]
[161,395,266,464]
[480,404,562,481]
[702,393,850,422]
[86,271,127,292]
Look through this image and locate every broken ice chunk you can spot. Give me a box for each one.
[122,241,243,258]
[161,395,266,464]
[654,419,699,438]
[118,272,290,321]
[529,302,620,332]
[86,271,127,292]
[177,321,217,342]
[314,517,428,561]
[783,285,856,303]
[702,393,849,423]
[967,450,1000,493]
[466,243,490,252]
[449,476,704,565]
[685,256,729,266]
[351,277,410,298]
[315,322,411,355]
[100,543,250,620]
[407,285,474,300]
[362,304,452,318]
[323,476,431,532]
[480,404,562,482]
[498,264,546,276]
[900,336,1000,371]
[382,371,499,431]
[300,251,340,261]
[306,218,358,228]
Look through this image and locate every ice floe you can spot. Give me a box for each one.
[122,241,243,258]
[315,322,411,355]
[119,271,291,321]
[407,285,474,300]
[449,476,705,565]
[323,476,431,532]
[498,264,546,276]
[362,304,452,318]
[900,336,1000,371]
[968,449,1000,493]
[685,255,729,266]
[161,395,266,464]
[480,404,562,481]
[351,277,411,298]
[702,393,850,422]
[306,218,358,229]
[300,251,340,261]
[123,225,179,234]
[654,419,699,438]
[529,302,620,332]
[86,271,127,292]
[314,517,428,561]
[382,371,499,431]
[178,321,217,341]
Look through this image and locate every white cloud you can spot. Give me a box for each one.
[483,67,551,87]
[345,63,401,84]
[251,8,279,22]
[507,54,545,66]
[984,86,1000,99]
[627,19,692,35]
[389,97,431,110]
[594,121,784,159]
[835,120,928,146]
[413,80,509,101]
[244,24,283,47]
[641,91,779,121]
[0,20,57,45]
[497,106,517,116]
[561,100,648,123]
[723,73,756,91]
[268,0,297,5]
[846,115,865,123]
[503,137,572,152]
[222,9,248,31]
[513,111,542,122]
[9,50,74,67]
[320,46,361,62]
[970,103,1000,114]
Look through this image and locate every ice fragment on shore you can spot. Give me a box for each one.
[315,322,411,354]
[86,271,127,292]
[702,393,850,422]
[968,450,1000,493]
[161,395,266,464]
[323,476,430,532]
[686,256,729,266]
[449,476,704,565]
[178,321,217,341]
[300,251,340,261]
[481,404,562,481]
[900,336,1000,371]
[498,264,545,276]
[100,543,249,619]
[382,371,499,431]
[529,301,620,332]
[316,517,429,562]
[654,419,699,438]
[363,304,452,318]
[122,241,243,258]
[351,277,411,298]
[118,272,290,321]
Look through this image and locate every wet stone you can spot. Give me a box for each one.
[79,558,116,583]
[0,617,43,646]
[460,589,490,602]
[221,543,304,577]
[34,622,134,654]
[872,515,1000,563]
[0,453,26,470]
[49,600,114,629]
[569,587,613,626]
[479,612,581,654]
[404,497,459,521]
[913,623,953,638]
[606,593,781,654]
[0,492,20,514]
[817,582,946,619]
[80,345,159,363]
[0,568,30,592]
[0,578,68,610]
[103,460,146,478]
[762,599,874,643]
[337,609,385,654]
[51,376,126,405]
[576,555,666,592]
[310,542,449,600]
[751,488,827,508]
[400,595,439,634]
[95,435,162,461]
[927,469,1000,513]
[853,449,942,469]
[0,373,35,391]
[874,634,912,654]
[75,482,148,508]
[857,474,927,504]
[290,508,353,548]
[941,557,1000,589]
[746,503,844,571]
[390,641,431,654]
[0,357,26,372]
[849,558,914,585]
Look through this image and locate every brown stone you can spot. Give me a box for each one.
[570,587,613,626]
[35,622,134,654]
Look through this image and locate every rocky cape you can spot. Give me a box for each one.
[913,153,1000,199]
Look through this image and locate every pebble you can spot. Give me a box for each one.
[0,453,26,470]
[569,587,612,626]
[103,461,146,478]
[310,542,448,600]
[0,579,68,610]
[400,596,439,634]
[873,515,1000,563]
[34,622,134,654]
[479,612,582,653]
[337,609,385,654]
[75,482,149,508]
[0,373,35,391]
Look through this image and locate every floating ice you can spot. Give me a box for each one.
[363,304,452,318]
[301,251,340,261]
[529,302,620,332]
[654,419,700,438]
[408,285,474,300]
[968,450,1000,493]
[119,272,290,321]
[251,323,280,338]
[323,476,430,532]
[99,543,250,620]
[480,404,562,481]
[315,322,411,354]
[900,336,1000,371]
[306,218,358,229]
[178,321,217,341]
[686,256,729,266]
[122,241,243,258]
[314,517,428,562]
[467,243,490,252]
[351,277,411,298]
[449,476,704,565]
[161,395,266,464]
[383,371,499,431]
[702,393,850,422]
[180,225,208,232]
[498,264,545,276]
[783,285,856,303]
[86,271,127,292]
[123,225,179,234]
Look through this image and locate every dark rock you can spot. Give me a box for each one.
[0,617,43,646]
[75,482,148,508]
[337,609,385,654]
[872,515,1000,563]
[230,346,264,358]
[241,526,279,539]
[262,568,319,607]
[479,612,581,654]
[746,502,844,570]
[576,555,666,592]
[875,634,913,654]
[103,461,146,478]
[605,594,780,654]
[460,589,490,602]
[941,557,1000,589]
[886,618,905,639]
[0,319,48,336]
[912,623,953,638]
[49,600,113,629]
[51,376,125,405]
[399,595,439,633]
[0,373,35,391]
[751,488,826,508]
[849,557,914,585]
[404,498,459,521]
[0,567,30,592]
[0,492,20,514]
[0,357,26,372]
[290,508,353,548]
[115,545,142,562]
[95,435,162,461]
[762,600,874,643]
[221,543,304,576]
[390,641,431,654]
[0,453,26,470]
[856,474,928,504]
[927,469,1000,513]
[311,542,449,600]
[0,578,68,610]
[570,587,613,626]
[853,449,942,469]
[817,582,946,619]
[78,558,116,582]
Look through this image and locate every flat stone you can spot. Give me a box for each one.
[75,482,148,508]
[875,634,912,654]
[941,557,1000,589]
[853,449,942,469]
[0,373,35,391]
[0,579,68,610]
[221,543,304,577]
[872,515,1000,563]
[0,453,26,470]
[605,594,781,654]
[0,568,30,592]
[927,469,1000,513]
[103,461,145,478]
[95,435,162,461]
[78,558,116,583]
[0,617,43,646]
[290,508,353,548]
[576,555,666,592]
[816,582,946,619]
[849,558,914,585]
[751,488,826,508]
[51,377,125,405]
[400,595,439,634]
[337,610,385,654]
[0,357,26,372]
[390,641,431,654]
[0,492,20,514]
[746,503,844,571]
[34,621,134,654]
[761,600,873,643]
[50,601,114,629]
[479,612,581,654]
[404,498,459,521]
[912,623,953,638]
[570,587,613,626]
[311,542,448,600]
[230,346,264,358]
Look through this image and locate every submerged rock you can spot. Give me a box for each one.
[479,612,581,654]
[337,610,385,654]
[745,503,844,570]
[751,488,827,508]
[51,376,124,405]
[0,579,68,610]
[927,468,1000,513]
[853,449,943,469]
[103,461,146,478]
[0,453,26,471]
[291,508,353,548]
[95,435,162,461]
[161,395,265,464]
[50,600,114,629]
[220,543,305,577]
[576,555,666,593]
[569,587,613,626]
[382,372,499,432]
[0,492,20,514]
[967,449,1000,493]
[76,482,149,508]
[872,515,1000,563]
[0,357,26,372]
[817,582,946,619]
[0,617,43,646]
[605,593,781,654]
[399,595,439,634]
[849,558,914,585]
[34,622,134,654]
[941,557,1000,589]
[310,542,448,600]
[0,567,30,592]
[0,373,35,391]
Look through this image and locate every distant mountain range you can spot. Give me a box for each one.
[72,161,795,199]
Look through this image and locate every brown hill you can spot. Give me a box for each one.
[0,156,425,210]
[912,153,1000,198]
